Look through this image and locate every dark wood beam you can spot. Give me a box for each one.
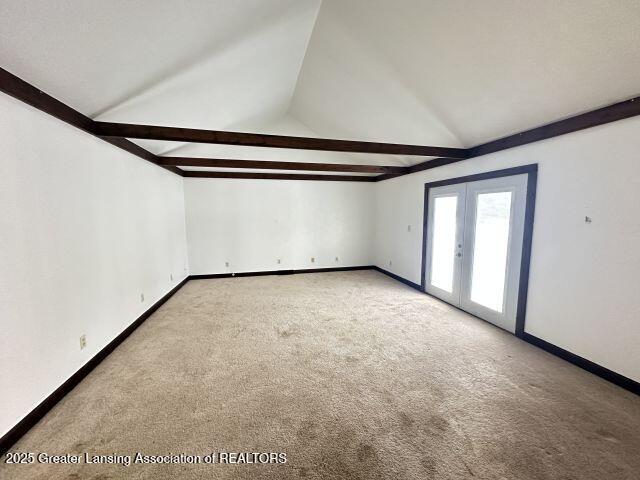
[93,121,469,158]
[0,67,181,176]
[160,156,409,174]
[182,171,376,182]
[0,66,93,131]
[8,64,638,183]
[101,137,161,164]
[374,157,461,181]
[377,95,640,182]
[469,96,640,158]
[0,69,387,182]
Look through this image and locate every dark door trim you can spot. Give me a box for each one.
[421,163,538,338]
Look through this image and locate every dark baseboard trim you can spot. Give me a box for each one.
[0,277,190,456]
[190,265,373,280]
[4,269,637,455]
[372,266,422,291]
[0,267,374,453]
[523,333,639,395]
[372,267,639,397]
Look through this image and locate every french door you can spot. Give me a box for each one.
[424,173,528,332]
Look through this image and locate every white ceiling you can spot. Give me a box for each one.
[0,0,319,117]
[1,0,640,170]
[293,0,640,149]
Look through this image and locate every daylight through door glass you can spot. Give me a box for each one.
[469,191,512,312]
[430,195,458,292]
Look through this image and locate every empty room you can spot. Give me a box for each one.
[1,1,639,479]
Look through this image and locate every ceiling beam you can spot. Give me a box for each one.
[378,95,640,181]
[7,66,639,183]
[0,67,395,182]
[160,156,409,174]
[93,121,469,158]
[468,96,640,158]
[182,171,375,182]
[374,157,460,181]
[0,67,182,176]
[0,66,92,131]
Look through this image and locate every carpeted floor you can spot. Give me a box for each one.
[2,270,639,479]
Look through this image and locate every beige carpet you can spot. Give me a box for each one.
[2,270,639,479]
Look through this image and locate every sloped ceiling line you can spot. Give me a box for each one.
[3,62,640,181]
[93,121,469,157]
[0,66,182,176]
[95,0,322,157]
[93,0,318,121]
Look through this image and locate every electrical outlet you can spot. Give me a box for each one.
[389,260,392,266]
[311,257,315,263]
[335,256,339,262]
[79,334,87,350]
[585,216,592,223]
[407,225,411,232]
[225,261,230,267]
[140,293,145,303]
[277,259,281,264]
[170,273,173,281]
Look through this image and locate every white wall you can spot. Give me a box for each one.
[293,0,640,149]
[375,116,640,382]
[0,94,189,437]
[179,114,376,276]
[3,76,638,442]
[185,179,374,274]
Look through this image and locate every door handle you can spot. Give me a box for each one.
[456,253,462,258]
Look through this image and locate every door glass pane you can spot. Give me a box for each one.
[430,195,458,292]
[470,191,512,312]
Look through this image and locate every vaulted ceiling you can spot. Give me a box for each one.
[1,0,640,175]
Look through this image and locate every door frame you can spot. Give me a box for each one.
[421,164,538,338]
[424,183,467,306]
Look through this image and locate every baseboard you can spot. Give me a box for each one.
[190,265,373,280]
[5,270,636,455]
[0,277,190,456]
[0,267,373,453]
[371,268,639,396]
[523,333,639,395]
[372,266,422,291]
